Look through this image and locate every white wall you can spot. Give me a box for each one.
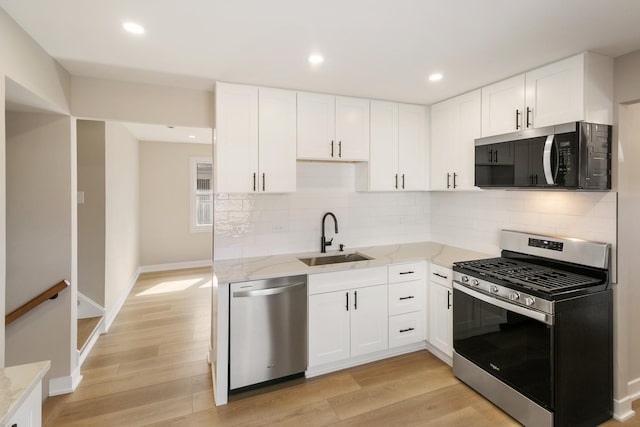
[214,162,430,260]
[5,111,74,397]
[0,7,71,368]
[139,141,212,267]
[71,76,213,128]
[77,120,106,306]
[104,122,139,324]
[613,49,640,410]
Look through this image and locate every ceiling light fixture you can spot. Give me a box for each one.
[189,135,196,139]
[429,73,443,82]
[123,21,145,35]
[308,54,324,65]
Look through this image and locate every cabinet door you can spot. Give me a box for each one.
[258,87,297,193]
[452,89,481,190]
[309,291,350,367]
[429,281,453,358]
[398,104,427,190]
[214,82,258,193]
[525,54,584,128]
[350,285,388,357]
[430,100,454,190]
[481,74,525,137]
[369,100,399,191]
[335,96,370,161]
[297,91,335,160]
[7,381,42,427]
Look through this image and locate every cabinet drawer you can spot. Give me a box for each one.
[388,280,424,315]
[389,311,425,348]
[388,261,426,283]
[430,264,452,287]
[309,266,387,295]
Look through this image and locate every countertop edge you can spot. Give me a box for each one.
[213,241,493,284]
[0,360,51,424]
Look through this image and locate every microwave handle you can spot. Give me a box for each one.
[543,134,556,185]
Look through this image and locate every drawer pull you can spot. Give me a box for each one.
[399,327,415,333]
[433,272,448,279]
[399,296,415,300]
[399,271,415,275]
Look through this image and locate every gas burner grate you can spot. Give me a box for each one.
[456,257,601,293]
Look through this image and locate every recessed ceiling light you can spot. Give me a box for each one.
[308,54,324,65]
[188,135,196,139]
[429,73,443,82]
[123,21,145,35]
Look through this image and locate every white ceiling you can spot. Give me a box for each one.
[1,0,640,106]
[121,122,212,145]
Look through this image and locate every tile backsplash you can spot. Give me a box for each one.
[430,190,617,256]
[214,162,617,273]
[214,162,431,260]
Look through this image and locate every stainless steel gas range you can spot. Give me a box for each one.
[452,230,613,427]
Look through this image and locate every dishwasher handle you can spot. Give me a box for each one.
[232,282,305,298]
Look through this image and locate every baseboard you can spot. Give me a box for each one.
[424,341,452,367]
[104,269,140,332]
[305,342,426,378]
[138,259,212,274]
[77,291,106,319]
[49,366,83,396]
[613,376,640,421]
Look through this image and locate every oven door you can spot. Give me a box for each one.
[453,283,554,410]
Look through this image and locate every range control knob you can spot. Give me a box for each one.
[461,276,469,283]
[508,292,520,301]
[490,285,499,294]
[472,279,480,286]
[524,297,535,306]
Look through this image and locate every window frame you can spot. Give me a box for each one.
[190,156,213,233]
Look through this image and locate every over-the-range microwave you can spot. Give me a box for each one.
[474,122,612,190]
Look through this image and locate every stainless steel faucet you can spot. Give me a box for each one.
[321,212,338,253]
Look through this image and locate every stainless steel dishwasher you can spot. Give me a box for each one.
[229,275,307,390]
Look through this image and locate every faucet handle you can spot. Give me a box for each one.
[326,238,333,247]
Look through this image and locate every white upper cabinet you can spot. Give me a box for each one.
[481,74,526,137]
[362,101,427,191]
[481,52,613,137]
[214,82,296,193]
[430,89,481,191]
[297,92,370,161]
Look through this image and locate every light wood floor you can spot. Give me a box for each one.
[46,267,640,426]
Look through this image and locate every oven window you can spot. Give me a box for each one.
[453,288,553,409]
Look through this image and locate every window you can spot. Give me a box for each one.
[190,157,213,232]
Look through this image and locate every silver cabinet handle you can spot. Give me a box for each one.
[233,282,305,298]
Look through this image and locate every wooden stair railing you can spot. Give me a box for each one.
[5,280,70,325]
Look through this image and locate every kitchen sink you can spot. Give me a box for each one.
[298,252,373,267]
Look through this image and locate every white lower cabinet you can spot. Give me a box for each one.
[6,381,42,427]
[428,264,453,358]
[308,267,388,368]
[387,261,426,349]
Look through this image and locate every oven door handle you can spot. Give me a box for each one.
[453,283,554,326]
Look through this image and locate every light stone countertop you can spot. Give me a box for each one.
[214,241,493,284]
[0,360,50,425]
